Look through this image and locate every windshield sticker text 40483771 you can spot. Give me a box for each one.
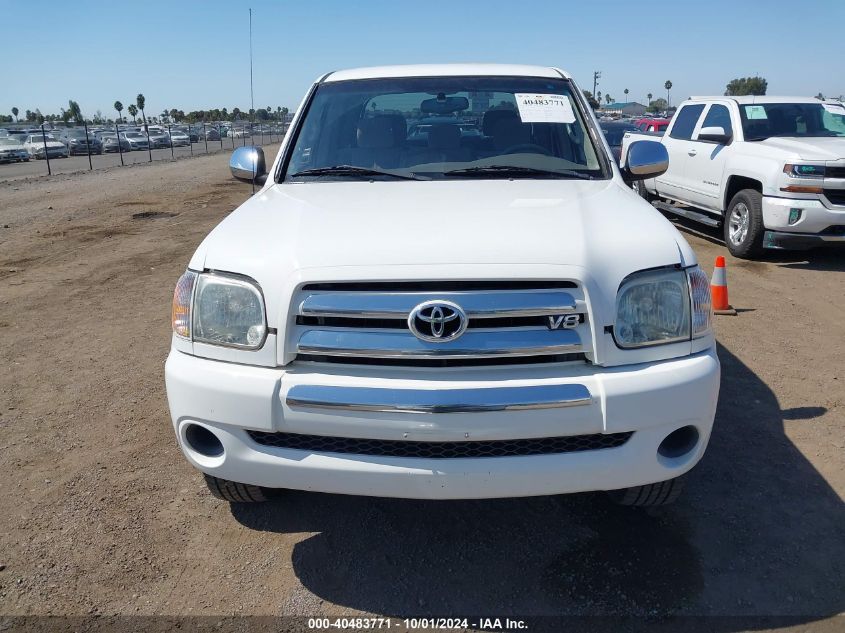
[514,93,576,124]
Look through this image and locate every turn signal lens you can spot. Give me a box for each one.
[172,270,197,339]
[780,185,823,193]
[687,266,712,337]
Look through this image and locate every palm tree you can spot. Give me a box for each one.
[11,107,18,122]
[664,80,673,108]
[647,92,653,104]
[624,88,629,103]
[127,104,138,124]
[114,101,123,124]
[605,93,613,105]
[67,100,83,124]
[136,93,147,129]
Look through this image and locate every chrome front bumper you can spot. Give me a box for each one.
[165,348,721,499]
[285,383,593,414]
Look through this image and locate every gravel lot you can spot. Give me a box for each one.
[0,150,842,630]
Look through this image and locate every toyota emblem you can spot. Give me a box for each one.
[408,300,468,343]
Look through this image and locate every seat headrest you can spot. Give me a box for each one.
[381,114,407,145]
[428,124,461,149]
[482,108,519,135]
[357,117,396,149]
[491,118,530,150]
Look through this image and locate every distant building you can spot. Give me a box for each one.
[600,102,647,116]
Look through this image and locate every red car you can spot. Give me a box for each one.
[635,117,670,133]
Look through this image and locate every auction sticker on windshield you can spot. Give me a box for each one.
[514,94,576,123]
[745,105,768,120]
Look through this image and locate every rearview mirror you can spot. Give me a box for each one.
[230,146,267,184]
[622,140,669,182]
[697,126,732,145]
[420,96,469,114]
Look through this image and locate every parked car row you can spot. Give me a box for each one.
[0,136,31,162]
[0,121,289,165]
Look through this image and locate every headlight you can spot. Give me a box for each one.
[193,272,267,349]
[783,164,825,178]
[171,271,267,349]
[614,266,712,348]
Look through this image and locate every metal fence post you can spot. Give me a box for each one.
[114,122,124,166]
[188,123,193,156]
[145,122,152,162]
[203,122,208,153]
[168,124,174,158]
[40,124,51,176]
[83,121,93,170]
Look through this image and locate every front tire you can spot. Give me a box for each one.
[724,189,764,258]
[631,178,655,202]
[203,474,269,502]
[608,476,685,507]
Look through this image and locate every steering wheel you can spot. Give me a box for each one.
[501,143,552,156]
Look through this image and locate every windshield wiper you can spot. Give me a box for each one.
[444,165,595,180]
[290,165,428,180]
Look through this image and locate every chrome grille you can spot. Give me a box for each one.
[290,282,591,366]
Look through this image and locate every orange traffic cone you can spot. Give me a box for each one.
[712,256,736,315]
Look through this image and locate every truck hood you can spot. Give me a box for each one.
[758,136,845,160]
[193,179,694,323]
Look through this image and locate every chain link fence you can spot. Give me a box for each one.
[0,120,288,180]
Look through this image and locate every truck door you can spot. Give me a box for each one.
[684,103,735,212]
[655,103,706,202]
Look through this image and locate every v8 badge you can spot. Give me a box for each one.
[547,314,580,330]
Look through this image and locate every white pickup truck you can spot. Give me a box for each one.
[165,64,719,507]
[621,96,845,257]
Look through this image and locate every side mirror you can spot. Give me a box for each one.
[697,126,732,145]
[230,146,267,184]
[622,140,669,182]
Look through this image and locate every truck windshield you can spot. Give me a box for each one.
[740,102,845,140]
[284,76,606,181]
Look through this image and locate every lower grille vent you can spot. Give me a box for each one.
[247,430,632,458]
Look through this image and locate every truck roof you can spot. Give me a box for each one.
[688,96,827,105]
[324,63,570,82]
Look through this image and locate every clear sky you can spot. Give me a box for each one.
[1,0,843,119]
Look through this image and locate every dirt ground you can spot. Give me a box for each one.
[0,151,842,631]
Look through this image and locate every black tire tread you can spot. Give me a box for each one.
[203,474,268,503]
[610,476,685,507]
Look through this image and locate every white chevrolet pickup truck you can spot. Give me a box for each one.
[165,64,719,507]
[621,96,845,257]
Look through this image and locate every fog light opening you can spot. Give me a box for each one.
[658,425,699,459]
[185,424,224,458]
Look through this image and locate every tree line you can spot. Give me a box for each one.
[576,75,841,114]
[3,94,290,126]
